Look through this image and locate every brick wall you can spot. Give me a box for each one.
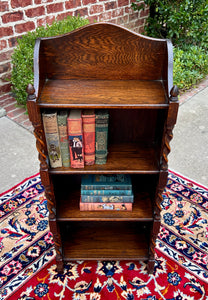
[0,0,148,95]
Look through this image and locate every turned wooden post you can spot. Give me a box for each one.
[27,84,64,273]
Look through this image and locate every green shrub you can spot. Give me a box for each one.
[173,45,208,91]
[11,16,89,107]
[132,0,208,91]
[131,0,208,48]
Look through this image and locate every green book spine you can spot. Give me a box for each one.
[95,110,109,164]
[57,111,70,167]
[42,111,62,168]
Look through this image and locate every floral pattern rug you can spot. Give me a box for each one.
[0,170,207,300]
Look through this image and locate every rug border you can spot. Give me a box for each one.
[0,172,40,197]
[169,169,208,190]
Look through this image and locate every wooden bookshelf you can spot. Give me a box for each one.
[27,22,179,274]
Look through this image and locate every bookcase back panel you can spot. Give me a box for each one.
[38,23,168,81]
[108,109,167,146]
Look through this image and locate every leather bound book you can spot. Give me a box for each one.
[81,189,132,196]
[81,174,132,190]
[57,111,70,167]
[80,201,132,211]
[42,111,62,168]
[67,109,84,168]
[82,110,95,165]
[95,110,109,164]
[81,194,134,203]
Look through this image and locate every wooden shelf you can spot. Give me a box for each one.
[61,222,149,261]
[49,143,160,174]
[56,190,153,221]
[38,79,168,109]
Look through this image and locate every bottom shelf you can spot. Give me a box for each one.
[60,221,150,261]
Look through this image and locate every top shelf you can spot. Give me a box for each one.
[38,79,169,109]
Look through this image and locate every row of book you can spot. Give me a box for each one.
[42,109,109,168]
[80,174,134,211]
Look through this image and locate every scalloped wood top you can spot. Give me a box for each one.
[34,23,172,90]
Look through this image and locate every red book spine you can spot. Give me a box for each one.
[67,110,84,168]
[82,110,95,165]
[79,201,132,211]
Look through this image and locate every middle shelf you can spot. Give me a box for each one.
[49,143,160,174]
[52,174,157,221]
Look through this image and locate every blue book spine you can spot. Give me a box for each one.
[81,184,132,190]
[81,195,134,203]
[81,174,132,190]
[81,189,132,196]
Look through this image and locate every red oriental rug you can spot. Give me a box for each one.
[0,170,208,300]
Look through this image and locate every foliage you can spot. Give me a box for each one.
[131,0,208,48]
[173,45,208,91]
[11,16,89,106]
[132,0,208,91]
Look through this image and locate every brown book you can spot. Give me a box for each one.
[80,201,132,211]
[82,110,95,165]
[57,111,70,167]
[67,109,84,168]
[42,111,62,168]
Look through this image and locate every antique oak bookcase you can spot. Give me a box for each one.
[27,23,179,273]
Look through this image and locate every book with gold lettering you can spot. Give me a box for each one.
[80,201,132,211]
[82,110,95,165]
[95,110,109,164]
[57,110,70,167]
[67,109,84,168]
[42,111,62,168]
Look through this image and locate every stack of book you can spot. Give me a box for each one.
[42,109,109,168]
[80,174,134,211]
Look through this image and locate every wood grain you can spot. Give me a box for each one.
[39,23,168,82]
[39,79,168,108]
[56,190,153,221]
[61,222,150,260]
